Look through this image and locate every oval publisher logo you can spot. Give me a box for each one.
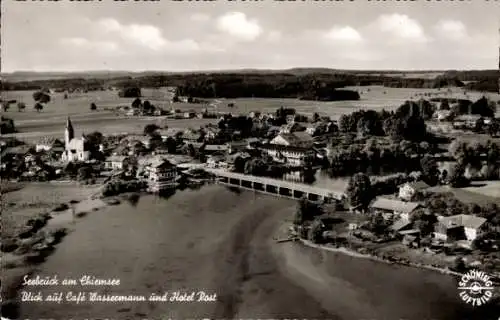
[458,269,495,306]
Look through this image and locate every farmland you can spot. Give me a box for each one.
[2,86,500,143]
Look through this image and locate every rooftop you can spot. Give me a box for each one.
[370,197,421,214]
[402,181,431,191]
[438,214,487,230]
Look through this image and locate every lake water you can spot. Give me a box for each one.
[19,185,493,319]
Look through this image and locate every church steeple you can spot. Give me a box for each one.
[65,117,75,147]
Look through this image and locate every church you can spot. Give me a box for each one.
[61,117,90,162]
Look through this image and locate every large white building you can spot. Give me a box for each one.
[61,117,90,162]
[259,132,315,166]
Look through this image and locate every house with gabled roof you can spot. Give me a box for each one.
[142,157,177,192]
[398,181,431,201]
[370,197,421,221]
[433,214,487,242]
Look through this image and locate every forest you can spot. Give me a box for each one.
[2,70,498,94]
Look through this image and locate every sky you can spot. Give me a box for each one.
[2,1,499,72]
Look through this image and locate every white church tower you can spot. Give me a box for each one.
[61,116,90,163]
[64,116,75,149]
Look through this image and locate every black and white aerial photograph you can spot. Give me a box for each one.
[1,1,500,319]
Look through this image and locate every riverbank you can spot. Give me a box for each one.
[1,181,112,318]
[298,238,464,277]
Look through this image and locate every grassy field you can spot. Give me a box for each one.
[2,86,499,143]
[427,185,500,206]
[465,181,500,199]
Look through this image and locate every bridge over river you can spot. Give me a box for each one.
[204,168,345,202]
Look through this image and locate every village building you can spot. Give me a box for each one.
[35,137,64,152]
[285,114,295,124]
[61,117,91,163]
[260,132,315,166]
[158,128,182,141]
[204,144,229,154]
[183,111,196,119]
[206,154,227,168]
[104,155,127,171]
[398,181,430,201]
[226,140,248,154]
[177,96,190,103]
[182,131,202,144]
[433,110,452,122]
[246,138,261,149]
[122,135,151,149]
[369,197,421,221]
[270,132,314,148]
[452,115,483,129]
[141,157,178,192]
[279,122,305,134]
[433,214,487,242]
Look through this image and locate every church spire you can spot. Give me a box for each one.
[65,116,75,146]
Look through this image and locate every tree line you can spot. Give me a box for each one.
[3,70,497,93]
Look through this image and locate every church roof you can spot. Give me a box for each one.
[66,117,74,131]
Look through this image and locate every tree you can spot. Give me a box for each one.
[0,116,16,134]
[77,166,93,181]
[420,155,440,186]
[345,173,372,211]
[33,91,51,104]
[17,102,26,112]
[293,202,305,226]
[369,212,388,235]
[308,219,324,243]
[132,98,142,109]
[143,124,159,136]
[448,163,468,187]
[118,87,141,98]
[233,156,247,173]
[165,137,177,154]
[90,103,97,111]
[470,96,495,118]
[34,103,44,112]
[488,120,499,137]
[453,256,466,272]
[85,131,103,150]
[440,100,450,110]
[339,114,354,133]
[313,112,320,123]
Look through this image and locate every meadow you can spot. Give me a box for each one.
[2,86,499,143]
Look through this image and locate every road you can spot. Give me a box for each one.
[18,186,489,320]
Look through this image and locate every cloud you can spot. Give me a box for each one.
[374,14,428,43]
[98,18,167,50]
[60,37,118,54]
[266,30,282,42]
[190,13,210,23]
[216,12,262,41]
[435,20,468,41]
[324,26,363,42]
